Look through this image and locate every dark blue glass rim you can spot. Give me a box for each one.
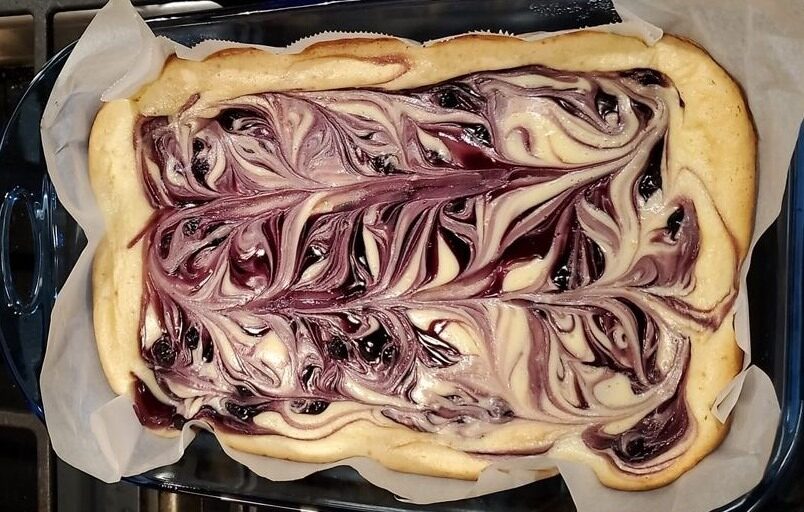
[0,43,71,420]
[0,1,800,508]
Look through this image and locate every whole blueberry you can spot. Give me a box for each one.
[151,336,176,367]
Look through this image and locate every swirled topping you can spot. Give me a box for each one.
[131,64,733,474]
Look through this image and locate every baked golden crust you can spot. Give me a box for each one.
[89,31,755,489]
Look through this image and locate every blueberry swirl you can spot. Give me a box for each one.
[131,65,732,473]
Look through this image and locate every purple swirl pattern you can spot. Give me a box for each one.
[131,65,729,473]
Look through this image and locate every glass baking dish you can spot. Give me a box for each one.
[0,0,801,510]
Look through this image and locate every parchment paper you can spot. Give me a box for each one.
[39,0,802,509]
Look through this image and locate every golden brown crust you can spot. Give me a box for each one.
[90,31,756,489]
[89,99,152,397]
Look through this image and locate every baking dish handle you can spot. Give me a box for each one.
[0,186,44,315]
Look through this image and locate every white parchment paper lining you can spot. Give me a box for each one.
[39,0,802,510]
